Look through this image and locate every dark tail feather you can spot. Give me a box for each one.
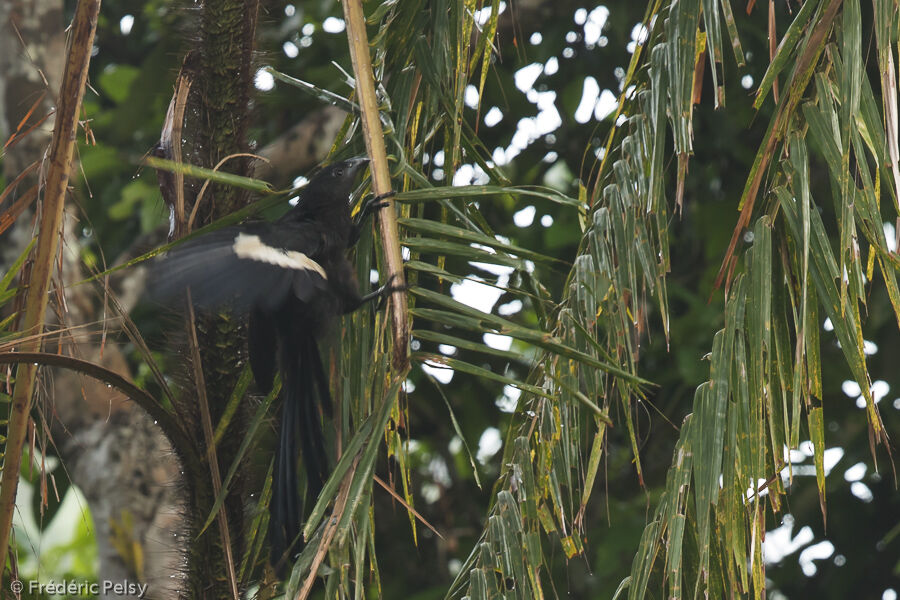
[269,334,330,575]
[297,336,329,498]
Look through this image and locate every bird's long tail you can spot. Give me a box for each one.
[269,333,330,573]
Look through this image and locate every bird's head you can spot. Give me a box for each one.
[307,157,370,200]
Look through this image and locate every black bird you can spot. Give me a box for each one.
[151,157,393,572]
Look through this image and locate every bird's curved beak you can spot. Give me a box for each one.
[345,157,370,177]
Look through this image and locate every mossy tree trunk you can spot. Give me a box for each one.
[176,0,260,595]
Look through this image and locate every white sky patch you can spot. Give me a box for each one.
[763,515,814,564]
[496,387,519,413]
[468,261,514,277]
[485,106,504,127]
[422,361,454,384]
[630,22,649,45]
[483,333,513,351]
[438,344,457,356]
[885,221,898,252]
[302,23,315,35]
[847,380,890,408]
[798,541,835,576]
[842,380,861,397]
[448,559,463,576]
[471,164,490,184]
[541,214,554,227]
[433,150,445,167]
[448,436,462,454]
[370,269,380,284]
[465,84,480,108]
[530,91,562,130]
[498,299,523,316]
[120,14,134,35]
[843,461,866,482]
[283,41,299,58]
[823,317,834,331]
[746,477,770,499]
[503,385,522,403]
[476,427,503,464]
[873,380,891,403]
[799,440,814,456]
[492,147,508,165]
[285,4,296,16]
[403,379,416,394]
[451,278,504,313]
[530,32,543,45]
[544,56,559,76]
[822,447,843,475]
[574,8,587,25]
[788,446,807,463]
[851,481,874,502]
[453,164,476,186]
[254,68,275,91]
[428,456,452,486]
[863,340,879,355]
[421,482,441,504]
[575,77,600,123]
[474,1,506,26]
[514,205,536,227]
[322,17,346,33]
[543,151,559,163]
[514,63,544,93]
[742,74,755,89]
[502,63,564,162]
[584,7,610,46]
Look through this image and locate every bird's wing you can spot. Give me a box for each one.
[149,221,328,311]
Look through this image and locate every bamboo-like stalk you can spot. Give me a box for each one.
[341,0,410,370]
[0,0,102,578]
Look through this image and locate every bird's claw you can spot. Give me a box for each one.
[361,274,407,311]
[372,190,396,203]
[359,191,395,219]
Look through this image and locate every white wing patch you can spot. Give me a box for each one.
[232,233,327,279]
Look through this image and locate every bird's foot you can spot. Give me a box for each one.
[359,190,396,219]
[349,191,397,247]
[358,274,407,310]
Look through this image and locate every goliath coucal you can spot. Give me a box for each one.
[152,157,395,572]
